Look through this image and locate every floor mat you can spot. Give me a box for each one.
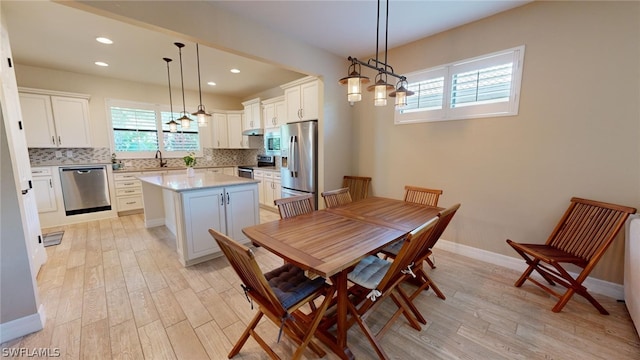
[43,231,64,247]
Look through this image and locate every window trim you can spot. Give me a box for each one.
[107,98,202,159]
[395,45,525,125]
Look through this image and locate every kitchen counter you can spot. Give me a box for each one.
[137,172,260,266]
[113,165,236,173]
[137,172,258,192]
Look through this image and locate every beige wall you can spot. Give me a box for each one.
[15,64,243,149]
[353,1,640,283]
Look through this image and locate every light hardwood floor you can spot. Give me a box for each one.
[2,209,639,359]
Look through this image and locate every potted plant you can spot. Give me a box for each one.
[183,152,196,177]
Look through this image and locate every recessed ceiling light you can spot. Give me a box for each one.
[94,61,109,67]
[230,68,240,74]
[96,37,113,44]
[207,81,217,86]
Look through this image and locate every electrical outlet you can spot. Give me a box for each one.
[66,150,73,158]
[206,156,212,161]
[55,151,62,158]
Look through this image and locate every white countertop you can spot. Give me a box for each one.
[137,173,259,192]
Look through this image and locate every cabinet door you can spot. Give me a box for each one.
[274,100,286,127]
[263,103,275,128]
[227,113,244,148]
[212,113,228,148]
[300,81,319,120]
[254,171,265,205]
[182,189,226,259]
[50,96,91,147]
[32,176,57,213]
[19,93,57,147]
[225,184,259,244]
[284,86,301,123]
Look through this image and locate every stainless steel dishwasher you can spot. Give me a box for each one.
[59,165,111,216]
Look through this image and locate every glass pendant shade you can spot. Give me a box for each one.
[389,78,414,109]
[168,120,178,133]
[179,114,191,129]
[394,91,407,108]
[374,83,387,106]
[347,77,362,102]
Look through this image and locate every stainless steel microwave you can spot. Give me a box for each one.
[264,131,281,155]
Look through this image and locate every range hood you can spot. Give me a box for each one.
[243,128,264,136]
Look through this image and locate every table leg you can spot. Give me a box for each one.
[334,271,354,360]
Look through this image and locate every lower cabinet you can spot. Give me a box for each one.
[263,171,282,209]
[114,172,143,212]
[179,183,259,264]
[31,167,57,213]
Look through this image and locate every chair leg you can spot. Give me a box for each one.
[417,268,446,300]
[292,287,335,360]
[347,300,390,360]
[229,311,263,358]
[425,256,436,269]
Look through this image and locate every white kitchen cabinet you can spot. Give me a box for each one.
[282,77,319,123]
[19,89,91,148]
[262,96,285,130]
[254,170,266,205]
[242,98,262,133]
[31,167,57,213]
[227,112,249,148]
[263,170,281,209]
[212,113,229,149]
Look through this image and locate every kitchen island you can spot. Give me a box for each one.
[137,172,260,266]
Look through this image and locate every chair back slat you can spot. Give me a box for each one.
[377,217,438,292]
[274,194,315,219]
[208,229,287,317]
[549,197,635,263]
[321,187,352,208]
[414,204,461,262]
[403,185,443,207]
[342,176,371,202]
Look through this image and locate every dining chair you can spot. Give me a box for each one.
[342,175,371,202]
[403,185,443,207]
[321,187,352,208]
[381,204,460,304]
[402,185,444,269]
[208,228,335,360]
[506,197,636,314]
[274,194,314,219]
[345,217,439,360]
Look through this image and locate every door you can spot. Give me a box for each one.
[225,184,259,244]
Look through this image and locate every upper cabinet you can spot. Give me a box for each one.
[227,112,249,149]
[282,76,319,123]
[212,113,229,149]
[241,98,262,134]
[262,96,285,130]
[18,88,91,148]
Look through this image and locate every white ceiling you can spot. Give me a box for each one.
[3,0,530,99]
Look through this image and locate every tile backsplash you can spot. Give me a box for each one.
[29,147,263,168]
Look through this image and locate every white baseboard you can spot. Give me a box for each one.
[144,218,165,228]
[0,304,46,344]
[434,239,624,300]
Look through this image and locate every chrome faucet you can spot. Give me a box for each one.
[155,150,167,167]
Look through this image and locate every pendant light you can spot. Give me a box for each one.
[191,43,210,127]
[174,42,191,129]
[339,0,413,107]
[389,78,415,108]
[163,57,178,133]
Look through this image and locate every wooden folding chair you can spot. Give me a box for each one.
[274,194,314,219]
[344,217,439,359]
[403,185,444,269]
[321,187,352,208]
[381,204,461,329]
[507,197,636,314]
[342,175,371,202]
[209,229,335,359]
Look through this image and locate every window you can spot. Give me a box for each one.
[108,99,200,158]
[395,45,524,124]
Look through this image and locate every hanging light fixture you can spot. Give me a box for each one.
[339,0,413,107]
[192,43,210,127]
[163,57,178,133]
[389,78,415,108]
[338,59,369,103]
[174,42,191,129]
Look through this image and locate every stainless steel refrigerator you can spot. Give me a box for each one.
[280,120,318,208]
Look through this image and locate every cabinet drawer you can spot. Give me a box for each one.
[114,172,141,181]
[117,195,143,211]
[116,188,142,196]
[31,167,52,176]
[115,179,141,188]
[263,172,273,179]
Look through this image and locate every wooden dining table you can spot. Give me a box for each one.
[242,196,441,359]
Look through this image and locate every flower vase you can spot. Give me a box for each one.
[186,167,195,177]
